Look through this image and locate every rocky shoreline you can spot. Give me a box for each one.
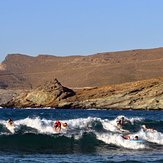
[0,78,163,110]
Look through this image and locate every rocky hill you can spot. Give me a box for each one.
[0,67,31,89]
[2,77,163,110]
[1,47,163,89]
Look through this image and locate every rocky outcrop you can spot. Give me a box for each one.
[1,78,163,110]
[4,78,75,108]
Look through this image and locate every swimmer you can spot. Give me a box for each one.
[6,118,15,133]
[141,125,155,132]
[62,122,68,128]
[122,135,139,140]
[116,117,130,133]
[54,120,61,132]
[7,118,14,126]
[116,116,129,128]
[53,121,68,132]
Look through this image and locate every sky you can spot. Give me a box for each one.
[0,0,163,62]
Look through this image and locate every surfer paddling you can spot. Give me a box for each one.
[141,125,155,132]
[122,135,139,140]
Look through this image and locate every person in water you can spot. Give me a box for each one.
[116,117,130,133]
[54,120,61,132]
[116,117,126,128]
[62,122,68,128]
[53,121,68,132]
[7,118,14,126]
[141,125,155,132]
[122,135,139,140]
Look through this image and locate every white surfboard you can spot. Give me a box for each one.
[6,123,15,133]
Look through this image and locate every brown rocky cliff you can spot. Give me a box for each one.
[58,78,163,110]
[0,60,32,89]
[3,78,163,110]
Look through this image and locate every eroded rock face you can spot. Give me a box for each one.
[37,78,75,100]
[57,78,163,110]
[5,78,75,108]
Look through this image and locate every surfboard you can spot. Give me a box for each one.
[6,123,15,133]
[130,139,144,143]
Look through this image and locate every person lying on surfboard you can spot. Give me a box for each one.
[122,135,139,140]
[141,125,155,132]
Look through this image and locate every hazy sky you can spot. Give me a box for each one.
[0,0,163,62]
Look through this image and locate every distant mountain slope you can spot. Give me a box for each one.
[1,47,163,89]
[0,69,32,89]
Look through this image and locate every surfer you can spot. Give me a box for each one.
[117,117,125,125]
[122,135,130,140]
[141,125,155,132]
[62,122,68,128]
[7,118,14,126]
[116,116,129,128]
[6,118,15,133]
[53,121,68,132]
[122,135,139,140]
[54,120,61,132]
[116,117,130,133]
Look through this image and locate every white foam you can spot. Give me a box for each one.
[0,116,143,135]
[138,129,163,145]
[15,117,57,134]
[96,132,146,149]
[0,116,162,149]
[114,115,143,124]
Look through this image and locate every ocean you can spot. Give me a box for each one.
[0,108,162,163]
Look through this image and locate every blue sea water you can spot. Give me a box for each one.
[0,109,162,163]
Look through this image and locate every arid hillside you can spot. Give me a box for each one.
[0,64,31,89]
[1,47,163,89]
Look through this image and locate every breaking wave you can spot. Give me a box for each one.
[0,115,162,153]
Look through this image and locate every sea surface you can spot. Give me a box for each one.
[0,108,162,163]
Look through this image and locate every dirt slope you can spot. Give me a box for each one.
[1,47,163,89]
